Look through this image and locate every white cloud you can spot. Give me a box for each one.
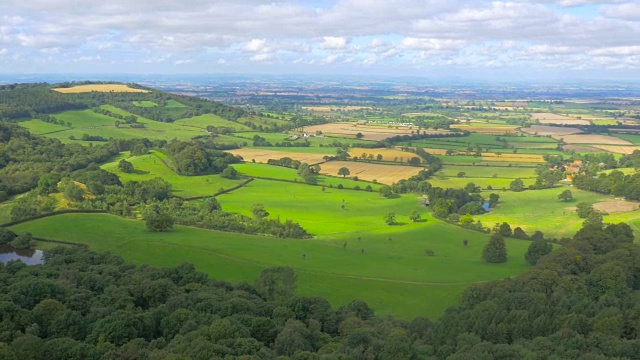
[322,54,339,64]
[0,48,8,56]
[250,53,272,62]
[320,36,348,50]
[243,38,269,52]
[217,58,226,64]
[174,59,192,65]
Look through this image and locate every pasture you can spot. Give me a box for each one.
[320,161,424,184]
[437,164,536,179]
[175,114,252,131]
[11,213,532,319]
[101,151,244,198]
[475,187,640,239]
[53,84,148,93]
[449,124,518,134]
[132,101,157,107]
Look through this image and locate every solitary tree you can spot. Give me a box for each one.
[509,178,525,192]
[457,172,466,178]
[379,185,393,198]
[558,189,573,202]
[337,167,350,178]
[384,212,396,225]
[409,210,421,222]
[483,232,507,263]
[489,193,500,207]
[118,159,134,173]
[376,154,383,161]
[355,132,364,139]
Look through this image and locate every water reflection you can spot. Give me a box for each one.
[0,245,44,265]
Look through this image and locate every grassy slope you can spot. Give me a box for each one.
[101,151,244,198]
[175,114,252,131]
[476,187,640,239]
[20,108,206,144]
[12,213,531,319]
[437,165,537,179]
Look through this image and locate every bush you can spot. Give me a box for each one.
[483,232,507,263]
[525,240,553,265]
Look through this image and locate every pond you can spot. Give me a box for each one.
[0,245,44,265]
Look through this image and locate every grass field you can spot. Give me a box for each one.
[437,165,537,179]
[175,114,252,131]
[132,101,157,107]
[11,213,532,319]
[475,187,640,239]
[428,176,536,190]
[21,107,207,143]
[101,151,245,198]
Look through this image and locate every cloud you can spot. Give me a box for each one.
[217,58,226,64]
[250,53,273,62]
[320,36,349,50]
[243,38,269,52]
[0,0,638,75]
[0,48,8,56]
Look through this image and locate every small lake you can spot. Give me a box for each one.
[0,245,44,265]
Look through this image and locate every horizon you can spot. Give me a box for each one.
[0,0,639,80]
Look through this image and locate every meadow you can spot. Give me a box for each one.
[175,113,252,131]
[53,84,148,93]
[12,212,532,319]
[475,187,640,239]
[101,151,245,198]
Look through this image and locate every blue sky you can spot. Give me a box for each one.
[0,0,639,79]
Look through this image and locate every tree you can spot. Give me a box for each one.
[37,173,59,195]
[483,232,507,263]
[510,178,524,192]
[384,212,396,225]
[338,167,350,178]
[489,193,500,207]
[512,227,528,239]
[576,202,594,218]
[558,189,573,202]
[457,172,466,178]
[355,132,364,139]
[118,159,134,173]
[251,204,269,219]
[221,166,238,179]
[525,240,553,265]
[379,185,393,198]
[10,232,34,249]
[497,222,512,237]
[376,154,383,161]
[145,213,174,232]
[63,181,84,202]
[409,210,421,222]
[254,267,297,302]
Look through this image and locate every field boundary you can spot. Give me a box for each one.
[181,178,255,200]
[1,209,108,227]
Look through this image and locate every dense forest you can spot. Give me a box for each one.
[0,216,639,359]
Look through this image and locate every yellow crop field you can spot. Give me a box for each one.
[558,134,632,145]
[305,123,448,141]
[348,147,420,162]
[530,113,590,125]
[320,161,424,184]
[301,106,373,112]
[481,153,544,163]
[522,125,582,136]
[450,124,518,134]
[53,84,149,93]
[227,148,331,164]
[591,145,640,154]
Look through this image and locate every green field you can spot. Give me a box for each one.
[165,99,188,108]
[132,100,157,107]
[438,164,537,179]
[21,107,208,143]
[428,176,536,190]
[101,151,244,198]
[11,213,532,319]
[475,187,640,239]
[233,162,381,190]
[175,114,252,131]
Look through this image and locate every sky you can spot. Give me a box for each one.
[0,0,639,80]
